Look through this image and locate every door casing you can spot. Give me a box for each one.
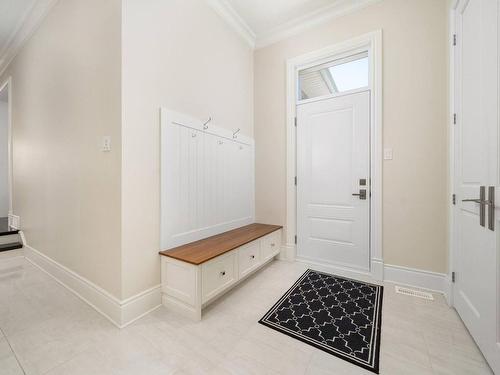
[285,31,383,280]
[0,77,13,222]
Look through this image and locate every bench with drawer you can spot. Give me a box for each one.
[159,223,282,320]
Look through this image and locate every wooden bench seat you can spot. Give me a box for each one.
[159,223,282,265]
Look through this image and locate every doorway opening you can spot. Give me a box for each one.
[285,31,383,279]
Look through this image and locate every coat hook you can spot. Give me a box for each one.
[233,128,240,139]
[203,117,212,130]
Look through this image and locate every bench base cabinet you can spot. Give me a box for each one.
[160,229,281,320]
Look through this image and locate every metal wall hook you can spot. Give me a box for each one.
[203,117,212,130]
[233,128,240,139]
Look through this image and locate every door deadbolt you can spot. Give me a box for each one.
[352,189,367,200]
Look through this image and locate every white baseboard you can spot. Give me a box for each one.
[23,245,161,328]
[121,285,162,328]
[279,243,295,261]
[371,258,384,281]
[443,275,453,306]
[384,263,448,294]
[291,251,449,296]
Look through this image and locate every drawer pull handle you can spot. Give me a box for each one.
[250,255,255,259]
[220,271,226,276]
[270,243,275,247]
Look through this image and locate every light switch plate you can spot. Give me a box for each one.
[384,148,393,160]
[101,136,111,152]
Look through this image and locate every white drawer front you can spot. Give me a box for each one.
[202,251,237,303]
[260,230,281,262]
[238,241,261,278]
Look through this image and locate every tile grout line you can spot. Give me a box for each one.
[0,326,26,375]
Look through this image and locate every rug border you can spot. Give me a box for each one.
[258,269,384,374]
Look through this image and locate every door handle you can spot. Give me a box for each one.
[462,186,486,227]
[352,189,367,200]
[487,186,495,231]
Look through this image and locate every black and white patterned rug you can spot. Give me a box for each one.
[259,269,383,374]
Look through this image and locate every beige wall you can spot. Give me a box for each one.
[0,0,123,297]
[121,0,254,298]
[254,0,448,273]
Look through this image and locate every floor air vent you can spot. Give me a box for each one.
[395,286,434,300]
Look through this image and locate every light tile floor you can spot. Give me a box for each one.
[0,257,493,375]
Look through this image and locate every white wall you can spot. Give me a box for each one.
[0,100,8,217]
[0,0,123,298]
[121,0,254,298]
[254,0,449,273]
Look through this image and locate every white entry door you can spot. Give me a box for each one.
[297,91,370,271]
[453,0,500,373]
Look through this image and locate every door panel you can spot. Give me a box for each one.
[454,0,500,372]
[297,91,370,271]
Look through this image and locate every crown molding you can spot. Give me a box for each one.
[255,0,383,49]
[0,0,59,77]
[206,0,256,48]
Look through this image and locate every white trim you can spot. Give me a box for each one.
[205,0,256,48]
[285,31,383,279]
[206,0,383,50]
[23,245,161,328]
[0,0,59,77]
[0,78,13,220]
[384,263,448,296]
[447,0,459,308]
[256,0,383,49]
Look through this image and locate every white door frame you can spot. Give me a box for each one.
[0,77,13,221]
[447,0,459,307]
[284,31,383,280]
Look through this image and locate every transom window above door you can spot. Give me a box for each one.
[298,51,369,101]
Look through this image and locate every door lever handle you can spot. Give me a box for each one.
[461,186,486,227]
[487,186,495,231]
[461,199,484,204]
[352,189,367,200]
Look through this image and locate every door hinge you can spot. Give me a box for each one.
[294,176,297,186]
[452,194,456,205]
[453,113,456,125]
[453,34,457,46]
[294,235,297,244]
[294,117,297,127]
[452,271,456,283]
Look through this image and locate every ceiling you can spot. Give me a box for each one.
[0,0,37,62]
[227,0,338,37]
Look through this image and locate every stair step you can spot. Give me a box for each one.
[0,242,23,252]
[0,229,19,237]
